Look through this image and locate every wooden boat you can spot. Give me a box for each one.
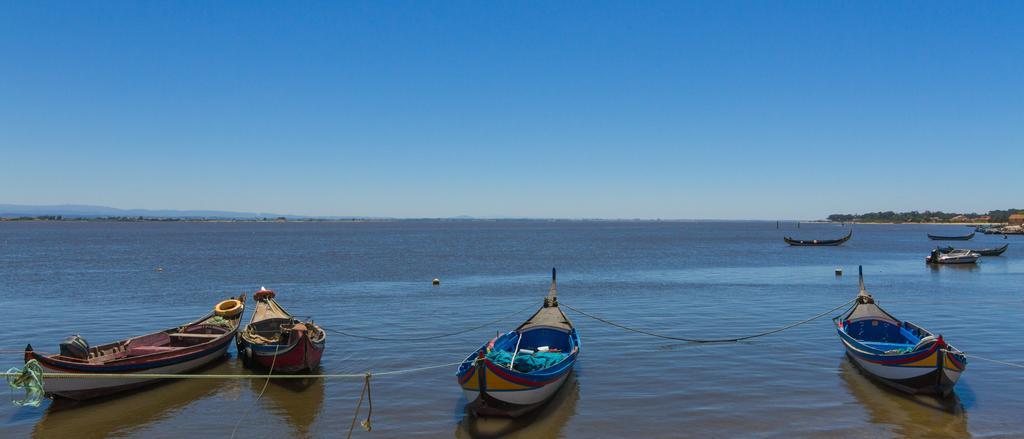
[236,287,326,372]
[834,267,966,396]
[783,230,852,246]
[456,269,580,417]
[938,244,1008,256]
[926,249,979,264]
[927,232,974,241]
[24,296,246,400]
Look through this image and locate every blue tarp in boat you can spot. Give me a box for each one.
[485,349,567,373]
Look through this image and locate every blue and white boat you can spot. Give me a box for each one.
[456,269,580,417]
[834,267,967,396]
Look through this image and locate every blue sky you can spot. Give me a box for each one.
[1,2,1021,219]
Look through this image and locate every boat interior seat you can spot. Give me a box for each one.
[87,345,130,362]
[124,332,173,356]
[861,341,916,352]
[170,333,222,338]
[497,328,574,353]
[127,345,177,356]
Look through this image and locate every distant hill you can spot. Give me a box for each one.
[0,204,311,219]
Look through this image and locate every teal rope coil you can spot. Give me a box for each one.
[6,359,44,407]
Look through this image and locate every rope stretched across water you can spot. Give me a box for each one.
[3,359,463,409]
[1,360,464,382]
[322,302,535,341]
[963,353,1024,369]
[562,299,857,343]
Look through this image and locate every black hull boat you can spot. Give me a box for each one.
[938,244,1007,256]
[784,231,852,246]
[927,232,974,241]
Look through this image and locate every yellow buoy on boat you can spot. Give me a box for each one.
[214,299,243,317]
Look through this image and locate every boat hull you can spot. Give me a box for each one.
[926,255,979,264]
[458,357,575,417]
[927,233,975,241]
[237,332,324,373]
[26,335,235,400]
[939,245,1008,256]
[839,334,964,396]
[784,231,852,246]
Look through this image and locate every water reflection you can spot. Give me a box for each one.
[454,372,579,439]
[245,375,325,436]
[839,358,969,438]
[31,358,231,439]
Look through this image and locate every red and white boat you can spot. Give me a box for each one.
[236,287,326,372]
[24,296,246,400]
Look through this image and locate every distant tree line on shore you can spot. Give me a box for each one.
[828,209,1023,223]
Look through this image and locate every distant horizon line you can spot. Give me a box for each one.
[2,202,1017,223]
[0,202,836,221]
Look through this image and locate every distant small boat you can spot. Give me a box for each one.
[25,296,246,400]
[456,268,580,417]
[927,232,975,241]
[784,230,852,246]
[236,287,326,372]
[926,249,979,264]
[938,244,1008,256]
[835,267,966,396]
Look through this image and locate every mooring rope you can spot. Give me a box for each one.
[5,360,43,407]
[347,373,373,439]
[1,360,464,382]
[962,353,1024,369]
[3,358,463,419]
[230,344,280,439]
[562,299,857,343]
[322,302,535,342]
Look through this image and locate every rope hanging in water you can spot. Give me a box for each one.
[230,343,280,439]
[347,373,373,438]
[6,360,44,407]
[562,299,857,343]
[322,302,535,342]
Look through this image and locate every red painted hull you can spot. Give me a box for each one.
[245,332,324,373]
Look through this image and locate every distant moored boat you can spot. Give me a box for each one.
[927,232,975,241]
[926,249,979,264]
[783,230,852,246]
[937,244,1008,257]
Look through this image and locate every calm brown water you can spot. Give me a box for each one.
[1,221,1022,438]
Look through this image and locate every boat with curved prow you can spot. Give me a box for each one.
[24,295,246,400]
[927,232,974,241]
[938,244,1008,256]
[236,287,326,372]
[456,268,580,417]
[783,230,852,246]
[834,267,966,396]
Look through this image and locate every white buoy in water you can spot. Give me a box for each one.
[432,278,440,286]
[835,268,843,276]
[156,267,164,272]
